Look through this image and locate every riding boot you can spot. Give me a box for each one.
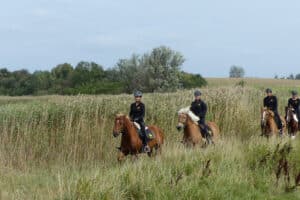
[206,129,213,145]
[201,126,212,145]
[274,113,283,137]
[206,134,212,144]
[198,124,206,138]
[141,125,150,153]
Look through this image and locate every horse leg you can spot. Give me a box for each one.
[291,126,297,139]
[131,154,139,161]
[147,149,153,157]
[117,151,126,162]
[153,144,162,156]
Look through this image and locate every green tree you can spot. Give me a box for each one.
[0,68,13,95]
[116,54,147,93]
[180,72,207,89]
[11,69,36,95]
[72,61,104,87]
[115,47,185,93]
[229,66,245,78]
[295,74,300,80]
[144,46,185,92]
[287,74,294,80]
[32,71,53,95]
[51,63,74,94]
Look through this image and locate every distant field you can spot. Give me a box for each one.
[207,77,300,88]
[0,79,300,199]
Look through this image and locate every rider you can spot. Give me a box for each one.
[190,90,213,144]
[287,90,300,127]
[129,90,150,153]
[263,88,283,135]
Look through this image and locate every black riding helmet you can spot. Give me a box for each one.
[194,90,202,97]
[291,90,298,96]
[134,90,143,97]
[265,88,272,93]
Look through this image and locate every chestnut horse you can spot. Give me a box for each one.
[112,114,164,161]
[176,108,220,147]
[285,107,299,139]
[261,108,286,137]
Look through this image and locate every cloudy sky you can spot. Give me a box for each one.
[1,0,300,77]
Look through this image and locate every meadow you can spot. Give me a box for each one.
[0,78,300,199]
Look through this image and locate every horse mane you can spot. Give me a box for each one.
[178,107,200,123]
[115,113,131,121]
[116,113,125,117]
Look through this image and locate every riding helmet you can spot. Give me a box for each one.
[134,90,143,97]
[265,88,272,93]
[291,90,298,96]
[194,90,202,97]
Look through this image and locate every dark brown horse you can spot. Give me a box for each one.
[112,114,164,161]
[285,107,299,139]
[261,108,286,137]
[176,109,220,147]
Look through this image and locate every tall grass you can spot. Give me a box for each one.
[0,81,300,199]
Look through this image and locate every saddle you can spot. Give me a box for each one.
[133,122,155,140]
[199,124,213,135]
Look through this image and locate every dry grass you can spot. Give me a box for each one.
[0,79,300,199]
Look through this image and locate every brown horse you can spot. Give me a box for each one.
[285,107,299,139]
[112,114,164,161]
[261,108,286,137]
[176,110,220,147]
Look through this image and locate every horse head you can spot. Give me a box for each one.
[286,107,298,123]
[113,113,126,137]
[177,107,199,131]
[261,107,274,126]
[177,113,188,131]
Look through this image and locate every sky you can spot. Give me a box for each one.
[0,0,300,78]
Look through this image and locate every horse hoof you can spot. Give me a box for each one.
[291,136,296,140]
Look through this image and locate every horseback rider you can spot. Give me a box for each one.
[190,90,213,144]
[129,90,150,153]
[263,88,283,135]
[287,90,300,127]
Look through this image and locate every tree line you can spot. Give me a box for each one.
[0,46,207,96]
[275,74,300,80]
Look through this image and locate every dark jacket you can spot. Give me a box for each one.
[129,102,145,123]
[190,100,207,122]
[288,98,300,111]
[264,96,278,112]
[288,98,300,119]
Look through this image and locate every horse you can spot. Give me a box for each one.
[176,108,220,147]
[285,107,299,139]
[112,114,164,162]
[261,107,286,137]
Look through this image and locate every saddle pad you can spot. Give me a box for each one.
[135,126,155,140]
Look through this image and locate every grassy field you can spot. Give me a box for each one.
[0,78,300,199]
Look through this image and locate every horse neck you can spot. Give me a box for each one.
[122,117,139,140]
[287,110,292,122]
[287,110,297,125]
[266,116,277,131]
[184,115,201,137]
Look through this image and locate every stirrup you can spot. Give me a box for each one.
[143,145,150,153]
